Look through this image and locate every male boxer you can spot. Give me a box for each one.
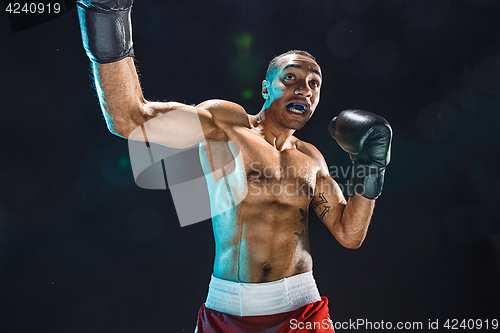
[76,1,392,332]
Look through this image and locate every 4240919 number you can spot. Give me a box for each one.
[5,2,61,14]
[444,319,498,330]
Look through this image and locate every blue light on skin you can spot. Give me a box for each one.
[259,55,322,132]
[199,141,249,279]
[91,63,114,133]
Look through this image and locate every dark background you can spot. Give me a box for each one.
[1,0,499,332]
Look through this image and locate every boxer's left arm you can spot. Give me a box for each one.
[309,152,374,249]
[311,109,392,248]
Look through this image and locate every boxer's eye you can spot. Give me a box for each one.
[310,80,320,88]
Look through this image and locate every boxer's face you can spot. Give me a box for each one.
[262,54,322,130]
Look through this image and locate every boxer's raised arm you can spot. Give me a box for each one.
[91,58,146,138]
[78,0,221,146]
[92,59,221,148]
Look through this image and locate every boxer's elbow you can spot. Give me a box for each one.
[102,114,133,138]
[341,238,364,249]
[101,103,148,139]
[106,122,128,139]
[332,229,366,249]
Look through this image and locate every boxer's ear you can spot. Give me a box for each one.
[262,80,269,99]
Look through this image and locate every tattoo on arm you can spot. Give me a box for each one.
[313,192,331,220]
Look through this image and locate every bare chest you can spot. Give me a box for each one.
[231,130,317,200]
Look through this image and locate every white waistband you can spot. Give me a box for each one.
[204,271,321,316]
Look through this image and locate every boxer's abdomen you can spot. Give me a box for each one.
[212,199,312,283]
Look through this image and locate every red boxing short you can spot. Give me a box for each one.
[195,296,335,333]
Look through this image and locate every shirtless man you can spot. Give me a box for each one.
[77,1,392,332]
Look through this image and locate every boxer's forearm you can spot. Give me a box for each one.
[77,0,151,138]
[92,57,149,138]
[333,193,374,249]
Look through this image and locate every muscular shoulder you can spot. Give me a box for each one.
[197,99,250,128]
[295,139,329,177]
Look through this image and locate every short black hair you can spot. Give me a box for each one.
[265,50,318,81]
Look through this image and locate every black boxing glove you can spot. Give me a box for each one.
[77,0,134,63]
[329,110,392,200]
